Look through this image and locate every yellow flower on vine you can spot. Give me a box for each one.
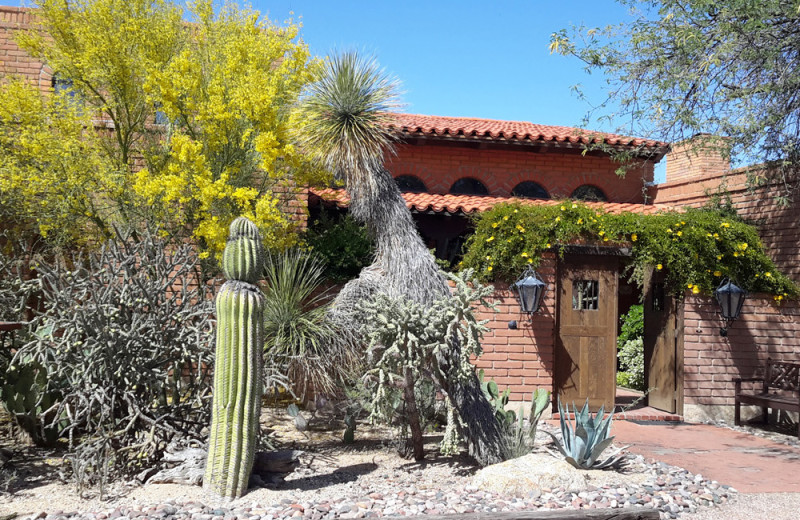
[521,252,529,258]
[677,231,683,237]
[560,206,566,211]
[656,264,663,270]
[486,236,495,242]
[492,222,499,228]
[546,243,552,248]
[572,203,577,208]
[714,271,721,277]
[487,266,493,272]
[717,254,722,260]
[577,218,583,224]
[765,272,772,277]
[631,234,637,241]
[503,215,510,221]
[692,286,700,294]
[555,216,561,222]
[721,222,731,228]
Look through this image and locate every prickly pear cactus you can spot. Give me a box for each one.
[204,217,265,498]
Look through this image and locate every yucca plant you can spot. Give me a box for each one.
[262,248,357,401]
[295,51,505,466]
[547,398,627,470]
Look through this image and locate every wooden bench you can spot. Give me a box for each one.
[734,358,800,438]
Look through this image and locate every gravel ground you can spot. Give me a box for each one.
[2,409,797,520]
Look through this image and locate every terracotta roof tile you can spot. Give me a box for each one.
[389,113,667,152]
[309,188,672,215]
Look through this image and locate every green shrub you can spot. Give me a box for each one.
[616,305,645,391]
[304,211,374,282]
[617,337,645,391]
[461,202,797,298]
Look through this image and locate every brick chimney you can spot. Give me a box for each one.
[665,134,730,183]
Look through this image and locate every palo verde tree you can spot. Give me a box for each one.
[295,52,505,466]
[550,0,800,203]
[1,0,320,255]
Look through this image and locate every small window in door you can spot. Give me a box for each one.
[572,280,599,310]
[652,283,665,312]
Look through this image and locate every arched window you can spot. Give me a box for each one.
[449,177,489,196]
[512,181,550,199]
[394,175,428,193]
[571,184,608,202]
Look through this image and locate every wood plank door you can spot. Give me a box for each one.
[556,255,618,412]
[643,269,683,414]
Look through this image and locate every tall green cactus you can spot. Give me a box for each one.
[204,217,265,498]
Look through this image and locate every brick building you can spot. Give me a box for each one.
[3,4,798,424]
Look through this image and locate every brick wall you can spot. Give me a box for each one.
[471,254,557,402]
[664,135,730,184]
[0,7,51,91]
[681,293,800,422]
[387,142,655,204]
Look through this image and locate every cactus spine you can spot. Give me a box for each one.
[204,217,265,498]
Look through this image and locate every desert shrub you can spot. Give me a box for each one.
[262,249,358,400]
[359,270,493,458]
[304,211,374,282]
[14,229,214,492]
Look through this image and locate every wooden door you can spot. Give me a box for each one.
[643,269,683,414]
[556,255,618,412]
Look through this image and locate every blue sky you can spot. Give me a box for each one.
[11,1,666,180]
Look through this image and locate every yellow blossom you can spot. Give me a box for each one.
[521,252,529,258]
[492,222,499,228]
[560,206,566,211]
[487,266,493,272]
[631,234,637,241]
[546,243,552,248]
[721,222,731,228]
[486,236,495,242]
[692,286,700,294]
[503,215,510,221]
[714,271,721,277]
[677,231,682,237]
[656,264,663,270]
[765,272,772,277]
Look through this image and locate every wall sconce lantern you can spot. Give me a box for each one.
[714,279,746,337]
[511,265,547,314]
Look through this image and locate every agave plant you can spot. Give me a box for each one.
[546,398,627,470]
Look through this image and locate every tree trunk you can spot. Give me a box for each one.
[403,366,425,461]
[331,168,505,466]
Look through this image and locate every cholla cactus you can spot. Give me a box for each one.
[204,217,265,498]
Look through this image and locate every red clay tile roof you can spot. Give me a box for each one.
[389,113,666,153]
[310,188,672,215]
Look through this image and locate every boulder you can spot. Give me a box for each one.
[472,451,646,496]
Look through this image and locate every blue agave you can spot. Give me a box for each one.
[547,398,627,470]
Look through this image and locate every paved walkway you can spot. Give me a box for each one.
[611,420,800,493]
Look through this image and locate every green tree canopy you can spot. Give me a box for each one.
[1,0,321,254]
[550,0,800,202]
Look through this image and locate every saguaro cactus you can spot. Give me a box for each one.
[204,217,265,498]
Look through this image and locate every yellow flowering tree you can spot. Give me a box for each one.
[1,0,321,255]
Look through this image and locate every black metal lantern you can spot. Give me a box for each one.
[511,266,547,314]
[714,279,746,336]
